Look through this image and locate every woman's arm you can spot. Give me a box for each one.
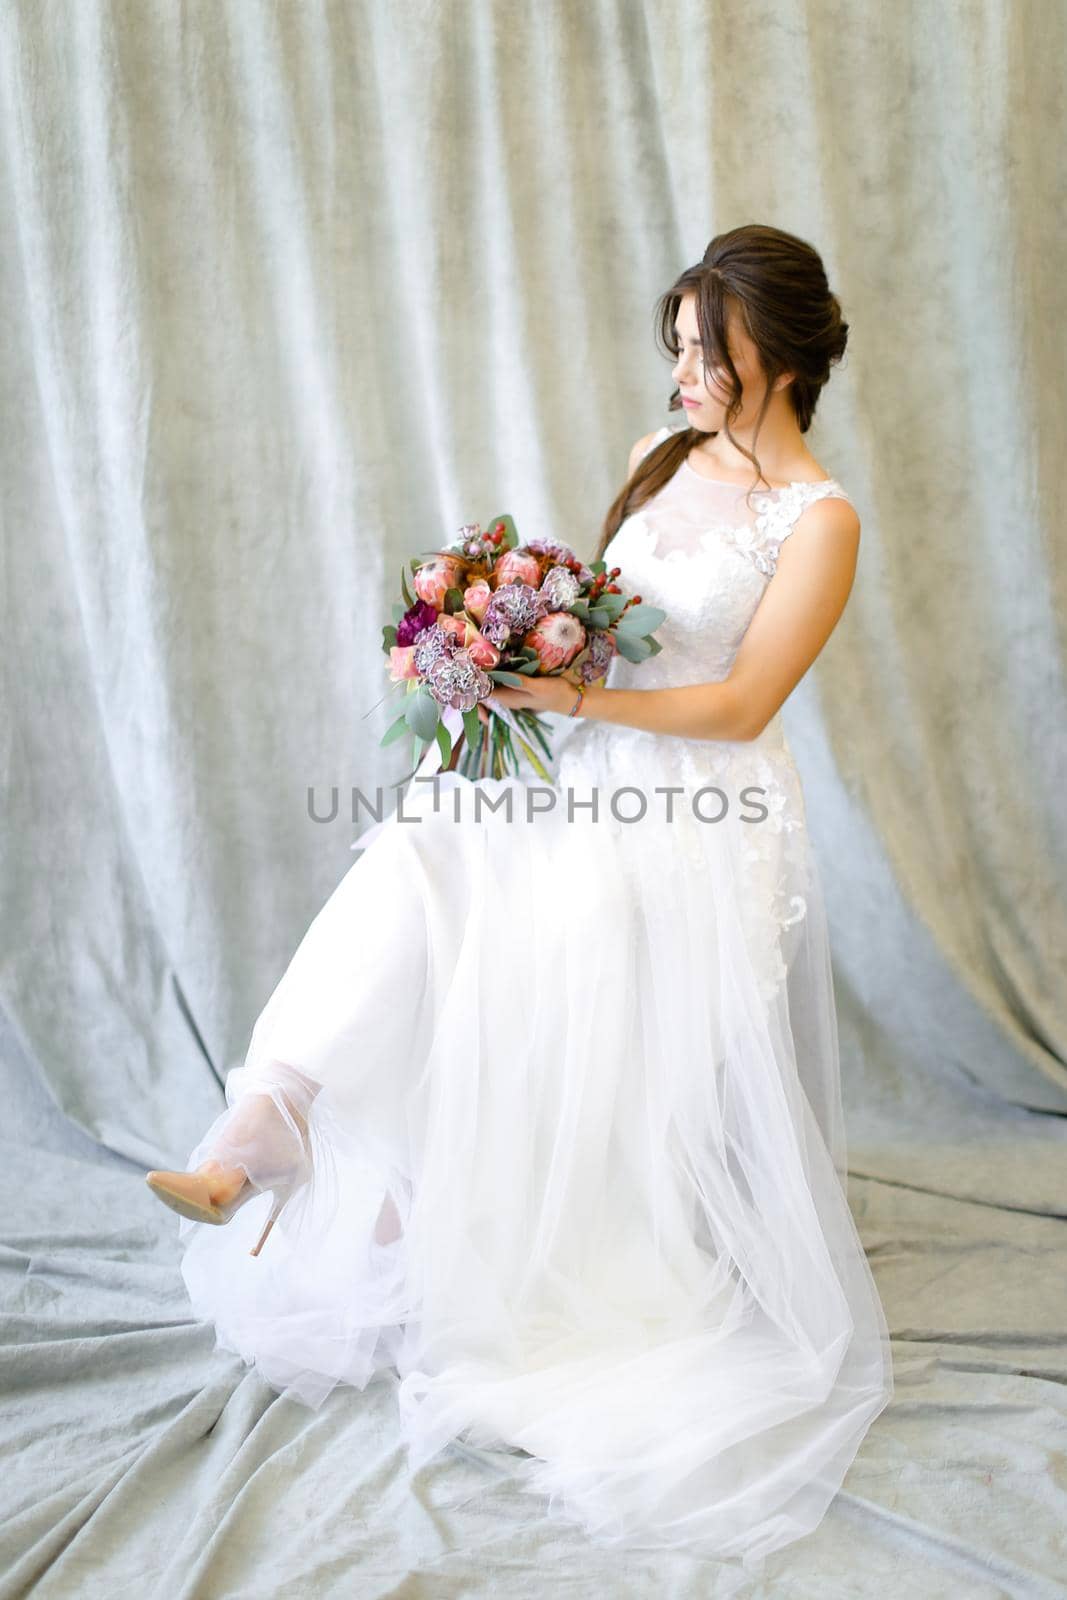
[492,495,861,742]
[585,495,860,740]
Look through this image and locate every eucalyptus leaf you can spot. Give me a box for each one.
[380,711,410,748]
[434,719,453,768]
[616,603,667,634]
[406,687,442,741]
[615,631,653,664]
[488,669,526,688]
[461,706,482,749]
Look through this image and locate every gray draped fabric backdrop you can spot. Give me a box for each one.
[2,1,1065,1595]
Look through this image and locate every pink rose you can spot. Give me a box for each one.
[463,627,500,670]
[491,549,542,589]
[463,579,492,621]
[414,556,467,610]
[436,613,468,646]
[524,611,587,671]
[388,644,420,681]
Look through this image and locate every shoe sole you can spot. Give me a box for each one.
[145,1173,228,1225]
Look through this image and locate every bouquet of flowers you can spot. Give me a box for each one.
[378,514,665,780]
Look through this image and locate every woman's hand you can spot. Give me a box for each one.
[479,673,581,720]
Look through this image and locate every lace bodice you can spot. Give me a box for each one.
[602,426,854,698]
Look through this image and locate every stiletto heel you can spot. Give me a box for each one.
[249,1186,291,1257]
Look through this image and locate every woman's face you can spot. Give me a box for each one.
[671,292,771,430]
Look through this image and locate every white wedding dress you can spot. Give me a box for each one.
[176,425,893,1568]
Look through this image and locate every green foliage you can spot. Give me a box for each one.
[434,719,453,768]
[616,603,666,636]
[615,631,653,663]
[381,711,410,746]
[405,685,442,741]
[485,513,518,551]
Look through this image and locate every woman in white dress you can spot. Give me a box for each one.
[146,223,893,1569]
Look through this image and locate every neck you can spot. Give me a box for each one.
[695,410,813,481]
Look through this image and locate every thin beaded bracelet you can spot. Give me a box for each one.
[567,685,585,717]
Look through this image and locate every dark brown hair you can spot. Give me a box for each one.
[593,224,849,564]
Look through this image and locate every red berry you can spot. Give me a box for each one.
[632,595,642,604]
[606,584,620,593]
[610,567,621,578]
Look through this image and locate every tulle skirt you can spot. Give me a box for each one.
[177,717,893,1569]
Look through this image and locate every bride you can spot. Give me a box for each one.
[146,223,893,1569]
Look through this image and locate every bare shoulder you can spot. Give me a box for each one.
[627,429,666,478]
[789,489,861,544]
[775,490,861,585]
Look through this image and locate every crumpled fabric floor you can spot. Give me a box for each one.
[4,1000,1066,1600]
[2,0,1065,1592]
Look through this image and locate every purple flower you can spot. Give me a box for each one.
[526,537,577,563]
[412,621,457,676]
[480,581,548,647]
[539,564,581,610]
[577,628,617,684]
[524,539,595,587]
[427,648,493,712]
[397,600,440,647]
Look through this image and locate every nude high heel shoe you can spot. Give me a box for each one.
[146,1098,313,1256]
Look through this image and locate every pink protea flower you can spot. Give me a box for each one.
[524,611,587,671]
[414,555,468,610]
[491,549,542,589]
[388,644,420,682]
[463,578,492,621]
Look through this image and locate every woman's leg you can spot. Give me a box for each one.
[187,1058,321,1199]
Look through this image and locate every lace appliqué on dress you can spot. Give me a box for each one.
[745,481,852,578]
